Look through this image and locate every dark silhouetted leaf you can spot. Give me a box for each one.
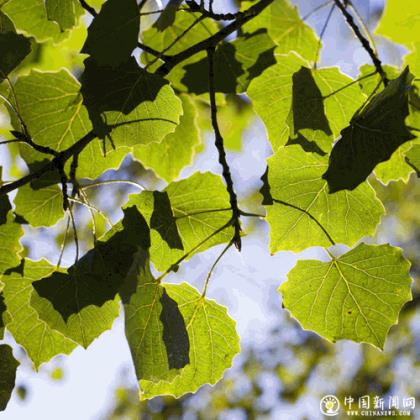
[180,30,276,94]
[0,32,30,80]
[0,344,19,411]
[323,68,415,192]
[82,0,139,67]
[30,207,150,348]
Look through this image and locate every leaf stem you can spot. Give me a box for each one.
[156,220,232,282]
[202,240,234,297]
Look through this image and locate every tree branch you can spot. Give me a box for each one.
[156,0,274,75]
[207,47,241,251]
[185,0,241,21]
[0,131,96,196]
[333,0,388,86]
[80,0,97,16]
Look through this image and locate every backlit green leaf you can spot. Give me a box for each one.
[14,69,93,152]
[133,94,201,182]
[280,243,412,349]
[375,0,420,47]
[127,172,233,272]
[1,260,78,368]
[264,146,384,253]
[139,282,240,400]
[81,57,182,147]
[242,0,318,61]
[0,212,23,274]
[2,0,68,43]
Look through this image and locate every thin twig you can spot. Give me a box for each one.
[68,205,79,262]
[302,0,333,21]
[208,47,242,250]
[145,15,204,69]
[322,69,377,99]
[313,3,335,69]
[79,179,146,191]
[333,0,388,86]
[156,220,232,282]
[202,240,234,297]
[57,215,71,269]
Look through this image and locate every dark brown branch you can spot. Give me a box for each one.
[186,0,241,21]
[333,0,388,86]
[79,0,97,17]
[156,0,274,75]
[137,41,170,61]
[0,131,96,196]
[207,47,241,251]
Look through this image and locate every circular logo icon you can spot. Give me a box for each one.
[320,395,340,416]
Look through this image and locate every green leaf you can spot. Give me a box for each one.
[0,344,19,411]
[0,212,23,274]
[82,0,139,67]
[81,57,182,146]
[73,140,130,180]
[14,69,93,152]
[1,260,78,368]
[280,243,412,349]
[177,30,276,94]
[374,143,416,184]
[45,0,84,32]
[29,206,150,348]
[0,32,30,80]
[264,145,384,253]
[323,68,415,192]
[375,0,420,47]
[242,0,318,61]
[14,172,64,227]
[406,144,420,176]
[133,94,201,182]
[1,0,68,43]
[127,172,233,272]
[404,43,420,76]
[139,282,240,400]
[123,257,189,384]
[247,52,305,151]
[248,56,365,152]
